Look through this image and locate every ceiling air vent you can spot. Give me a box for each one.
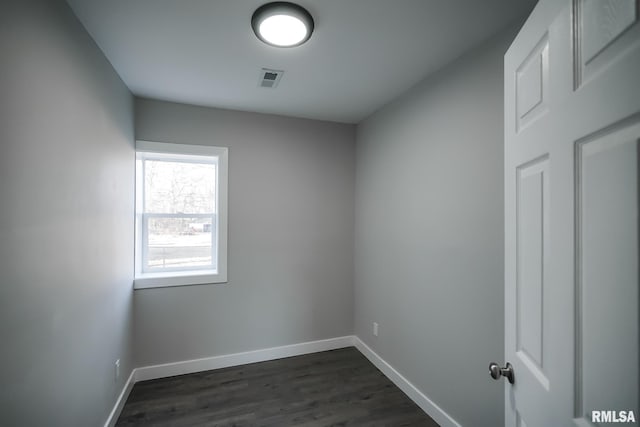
[259,68,284,88]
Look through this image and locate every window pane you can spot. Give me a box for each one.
[146,217,216,271]
[144,160,216,214]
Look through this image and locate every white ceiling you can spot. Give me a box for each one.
[66,0,537,124]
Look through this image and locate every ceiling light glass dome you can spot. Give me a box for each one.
[251,2,314,47]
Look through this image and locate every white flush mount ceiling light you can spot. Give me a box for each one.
[252,2,314,47]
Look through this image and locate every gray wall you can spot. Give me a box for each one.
[354,29,514,427]
[0,0,135,426]
[0,0,134,427]
[134,99,355,366]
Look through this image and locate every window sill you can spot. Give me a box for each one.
[134,270,228,290]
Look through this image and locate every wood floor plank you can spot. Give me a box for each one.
[116,347,439,427]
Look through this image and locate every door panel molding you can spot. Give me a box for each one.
[574,114,640,422]
[516,155,551,390]
[573,0,640,89]
[516,33,550,133]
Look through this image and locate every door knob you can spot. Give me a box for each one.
[489,362,515,384]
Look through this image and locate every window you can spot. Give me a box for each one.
[134,141,228,289]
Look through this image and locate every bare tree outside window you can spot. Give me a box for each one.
[143,159,217,271]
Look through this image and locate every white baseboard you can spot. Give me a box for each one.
[353,336,461,427]
[105,335,459,427]
[134,335,354,382]
[104,369,135,427]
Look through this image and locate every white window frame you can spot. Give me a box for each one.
[134,140,228,289]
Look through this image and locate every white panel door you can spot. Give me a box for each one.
[503,0,640,426]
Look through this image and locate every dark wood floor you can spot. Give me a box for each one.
[116,347,439,426]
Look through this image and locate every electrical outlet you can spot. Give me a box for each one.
[373,322,379,337]
[115,359,120,381]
